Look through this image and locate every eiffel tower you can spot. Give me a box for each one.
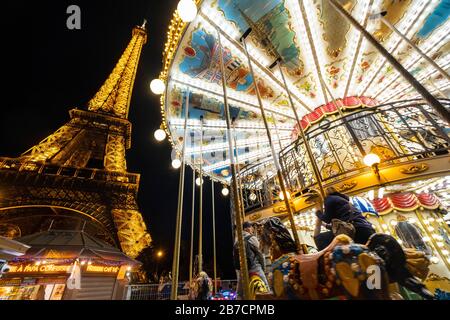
[0,22,151,258]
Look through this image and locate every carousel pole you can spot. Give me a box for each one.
[217,30,251,300]
[211,180,218,294]
[327,0,450,124]
[278,58,325,199]
[241,32,303,253]
[232,121,248,221]
[372,12,450,82]
[198,118,204,273]
[189,169,196,285]
[170,88,190,300]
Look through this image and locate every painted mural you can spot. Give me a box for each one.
[217,0,304,74]
[179,27,275,98]
[163,0,449,183]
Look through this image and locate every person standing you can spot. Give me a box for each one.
[233,221,270,298]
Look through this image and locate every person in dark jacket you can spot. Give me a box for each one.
[314,187,375,250]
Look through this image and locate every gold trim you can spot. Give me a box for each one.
[400,164,429,175]
[336,180,357,193]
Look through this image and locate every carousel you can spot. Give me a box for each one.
[151,0,450,300]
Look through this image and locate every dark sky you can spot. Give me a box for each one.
[0,1,235,280]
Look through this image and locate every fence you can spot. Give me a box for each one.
[123,280,238,300]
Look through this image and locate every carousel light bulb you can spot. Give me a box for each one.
[378,187,385,199]
[249,193,257,201]
[80,260,86,266]
[408,218,417,224]
[196,177,203,186]
[390,220,398,226]
[382,224,388,230]
[35,261,41,266]
[428,218,435,223]
[221,186,229,196]
[363,153,381,167]
[150,79,165,95]
[437,241,444,248]
[430,256,439,264]
[279,191,291,201]
[428,226,435,232]
[368,190,375,201]
[423,236,430,242]
[442,250,449,256]
[171,158,182,169]
[177,0,197,22]
[154,129,166,142]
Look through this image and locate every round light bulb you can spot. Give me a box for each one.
[154,129,166,142]
[150,79,165,95]
[177,0,198,22]
[279,191,291,201]
[221,186,229,196]
[363,153,381,167]
[196,177,203,186]
[171,159,182,169]
[249,193,257,201]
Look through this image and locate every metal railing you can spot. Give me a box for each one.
[123,280,238,300]
[237,99,450,213]
[0,157,139,184]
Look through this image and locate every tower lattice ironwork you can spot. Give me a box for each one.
[0,23,151,258]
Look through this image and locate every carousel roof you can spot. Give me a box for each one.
[159,0,450,184]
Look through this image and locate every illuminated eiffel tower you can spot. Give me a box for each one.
[0,22,151,258]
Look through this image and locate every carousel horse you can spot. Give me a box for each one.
[258,217,433,300]
[366,233,433,299]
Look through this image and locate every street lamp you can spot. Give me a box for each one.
[364,153,381,180]
[156,250,164,278]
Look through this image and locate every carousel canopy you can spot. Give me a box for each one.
[159,0,450,184]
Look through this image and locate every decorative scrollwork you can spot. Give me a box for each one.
[336,180,358,193]
[400,163,429,175]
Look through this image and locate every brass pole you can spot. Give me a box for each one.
[198,119,203,273]
[217,30,251,300]
[232,122,247,221]
[241,35,302,253]
[327,0,450,124]
[379,15,450,82]
[211,180,217,294]
[276,63,325,200]
[189,169,196,285]
[170,88,190,300]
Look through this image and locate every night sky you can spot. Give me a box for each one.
[0,1,235,280]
